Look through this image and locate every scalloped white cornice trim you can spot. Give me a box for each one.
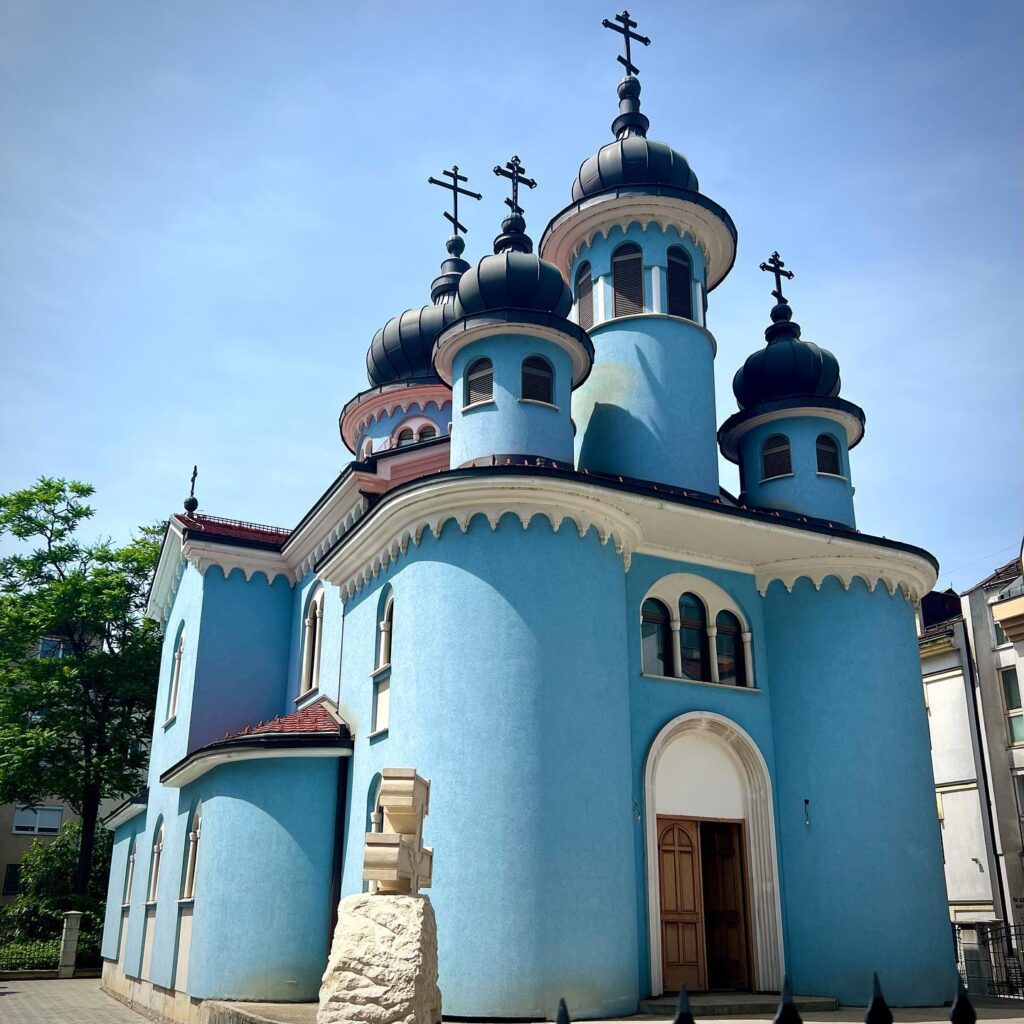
[541,195,735,290]
[340,384,452,452]
[318,476,643,601]
[316,473,935,606]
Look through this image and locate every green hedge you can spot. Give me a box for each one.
[0,938,61,971]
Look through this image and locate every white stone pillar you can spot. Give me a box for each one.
[742,631,755,687]
[670,621,683,679]
[707,626,719,683]
[58,910,83,979]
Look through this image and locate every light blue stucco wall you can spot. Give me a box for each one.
[357,400,451,456]
[449,334,575,468]
[737,414,856,526]
[337,516,638,1018]
[765,577,953,1004]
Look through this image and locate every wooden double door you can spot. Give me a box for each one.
[658,815,751,992]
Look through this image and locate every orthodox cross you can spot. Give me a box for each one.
[602,10,651,77]
[759,251,795,304]
[493,156,537,217]
[427,165,482,236]
[189,465,198,499]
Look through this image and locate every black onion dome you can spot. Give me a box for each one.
[365,236,468,386]
[732,302,841,411]
[571,77,698,201]
[454,215,573,320]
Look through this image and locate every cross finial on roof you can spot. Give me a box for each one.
[493,155,537,218]
[602,10,651,77]
[427,165,483,237]
[760,251,795,304]
[184,465,199,515]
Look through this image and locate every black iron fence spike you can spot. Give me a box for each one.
[865,972,893,1024]
[950,974,976,1024]
[556,997,570,1024]
[673,987,695,1024]
[773,974,803,1024]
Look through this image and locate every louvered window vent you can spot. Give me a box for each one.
[465,358,493,406]
[612,244,644,317]
[576,263,594,330]
[521,356,554,404]
[816,434,841,475]
[761,435,792,479]
[667,248,693,320]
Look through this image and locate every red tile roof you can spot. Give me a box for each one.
[970,557,1022,593]
[174,512,292,547]
[224,702,343,740]
[919,616,962,641]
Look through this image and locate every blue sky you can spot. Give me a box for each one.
[1,0,1020,592]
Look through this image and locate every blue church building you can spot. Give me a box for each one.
[101,17,953,1021]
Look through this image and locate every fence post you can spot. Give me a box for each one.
[57,910,83,979]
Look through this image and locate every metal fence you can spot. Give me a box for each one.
[0,938,61,972]
[957,922,1024,999]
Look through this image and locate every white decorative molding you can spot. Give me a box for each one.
[317,476,643,601]
[182,539,293,587]
[340,384,453,453]
[643,711,784,996]
[754,556,929,604]
[643,572,750,632]
[542,196,734,290]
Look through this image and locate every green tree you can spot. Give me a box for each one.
[0,478,161,894]
[0,822,112,943]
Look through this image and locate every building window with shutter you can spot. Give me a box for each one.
[1003,667,1024,745]
[575,262,593,330]
[396,427,415,447]
[521,356,554,405]
[678,593,710,681]
[12,806,63,835]
[465,358,493,406]
[181,804,202,901]
[667,247,693,320]
[612,243,644,317]
[761,434,792,480]
[3,864,21,896]
[122,835,137,906]
[372,594,393,735]
[299,587,324,697]
[417,424,436,441]
[165,626,185,724]
[715,611,747,687]
[641,599,673,677]
[147,824,164,903]
[816,433,842,475]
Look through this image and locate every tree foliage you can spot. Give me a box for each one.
[0,822,112,943]
[0,477,162,893]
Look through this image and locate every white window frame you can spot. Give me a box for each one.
[181,805,202,901]
[147,825,164,904]
[122,836,137,907]
[166,629,185,724]
[299,587,325,697]
[12,805,63,835]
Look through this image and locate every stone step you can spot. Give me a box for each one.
[638,994,840,1017]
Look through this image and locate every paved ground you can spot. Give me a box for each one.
[3,979,1024,1024]
[0,978,142,1023]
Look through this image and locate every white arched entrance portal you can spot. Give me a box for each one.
[644,711,784,995]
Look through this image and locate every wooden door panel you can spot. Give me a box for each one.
[658,816,705,992]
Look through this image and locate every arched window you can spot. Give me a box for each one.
[396,427,415,447]
[147,823,163,903]
[300,587,324,696]
[761,434,792,480]
[715,611,747,687]
[641,599,673,677]
[360,439,373,460]
[418,424,437,441]
[612,243,644,317]
[576,261,594,330]
[521,356,554,404]
[166,627,185,722]
[667,246,693,319]
[816,434,841,475]
[465,358,493,406]
[122,835,136,906]
[373,595,393,734]
[678,593,710,681]
[181,804,202,900]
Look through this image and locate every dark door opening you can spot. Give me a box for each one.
[700,821,750,991]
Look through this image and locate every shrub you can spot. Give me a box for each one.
[0,938,61,971]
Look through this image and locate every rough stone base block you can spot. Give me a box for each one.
[318,893,440,1024]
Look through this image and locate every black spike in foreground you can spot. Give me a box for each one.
[556,997,570,1024]
[950,975,977,1024]
[865,972,893,1024]
[773,974,804,1024]
[673,987,695,1024]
